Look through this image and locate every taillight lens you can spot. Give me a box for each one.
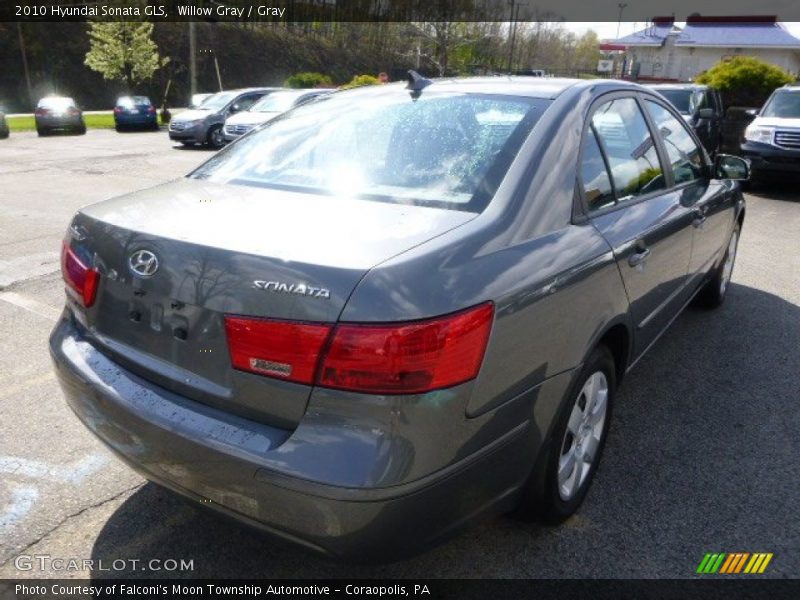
[319,303,494,394]
[224,303,494,394]
[224,317,332,385]
[148,105,156,113]
[61,241,99,307]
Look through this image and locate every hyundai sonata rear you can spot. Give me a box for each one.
[51,76,744,559]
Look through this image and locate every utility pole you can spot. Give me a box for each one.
[616,3,628,40]
[507,0,522,74]
[201,49,223,91]
[16,23,34,108]
[189,21,197,97]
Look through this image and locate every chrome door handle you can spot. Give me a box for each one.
[628,247,651,267]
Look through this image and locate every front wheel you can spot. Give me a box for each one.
[694,224,740,309]
[207,125,225,149]
[518,345,615,523]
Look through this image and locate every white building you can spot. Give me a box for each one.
[600,16,800,82]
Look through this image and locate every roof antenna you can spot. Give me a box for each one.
[406,70,433,99]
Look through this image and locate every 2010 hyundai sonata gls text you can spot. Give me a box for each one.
[50,75,747,560]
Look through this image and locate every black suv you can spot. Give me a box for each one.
[647,84,724,155]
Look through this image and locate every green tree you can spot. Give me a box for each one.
[85,22,168,89]
[695,56,795,107]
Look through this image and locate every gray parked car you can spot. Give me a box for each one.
[168,88,279,149]
[0,109,8,139]
[646,84,724,155]
[51,75,748,560]
[35,96,86,136]
[223,89,332,142]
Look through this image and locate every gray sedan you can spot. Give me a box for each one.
[51,75,748,561]
[35,96,86,136]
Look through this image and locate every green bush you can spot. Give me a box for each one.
[695,56,795,107]
[340,74,382,90]
[283,72,334,89]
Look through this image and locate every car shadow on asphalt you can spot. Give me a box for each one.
[87,282,800,578]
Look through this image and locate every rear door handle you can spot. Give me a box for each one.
[628,247,651,267]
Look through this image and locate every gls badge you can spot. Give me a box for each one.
[253,280,331,299]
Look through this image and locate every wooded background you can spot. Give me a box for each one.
[0,21,601,112]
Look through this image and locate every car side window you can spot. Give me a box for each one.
[644,100,705,185]
[591,98,665,204]
[580,126,615,213]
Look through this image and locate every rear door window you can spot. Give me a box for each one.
[580,126,616,213]
[591,97,665,203]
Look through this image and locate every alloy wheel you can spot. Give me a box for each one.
[558,371,608,501]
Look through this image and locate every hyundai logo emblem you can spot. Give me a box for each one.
[128,249,159,277]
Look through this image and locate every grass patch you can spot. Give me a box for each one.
[7,113,116,132]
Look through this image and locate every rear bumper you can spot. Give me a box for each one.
[741,142,800,174]
[115,114,157,126]
[49,315,541,560]
[36,116,83,130]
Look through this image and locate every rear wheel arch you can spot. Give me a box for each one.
[596,323,630,385]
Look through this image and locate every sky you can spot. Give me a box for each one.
[564,21,800,40]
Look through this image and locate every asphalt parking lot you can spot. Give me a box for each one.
[0,129,797,579]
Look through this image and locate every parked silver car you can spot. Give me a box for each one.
[168,88,279,149]
[35,96,86,136]
[222,89,332,142]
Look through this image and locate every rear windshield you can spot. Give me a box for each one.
[191,88,549,212]
[761,90,800,118]
[38,97,77,109]
[117,96,150,106]
[655,89,695,115]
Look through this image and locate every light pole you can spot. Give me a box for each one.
[616,3,628,40]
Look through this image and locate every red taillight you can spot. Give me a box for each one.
[68,107,80,116]
[61,241,99,307]
[148,105,156,113]
[224,303,494,394]
[224,317,332,385]
[114,106,123,113]
[319,303,494,394]
[35,108,48,117]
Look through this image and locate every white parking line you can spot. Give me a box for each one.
[0,484,39,534]
[0,291,61,321]
[0,454,108,485]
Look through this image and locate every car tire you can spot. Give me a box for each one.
[76,125,86,135]
[180,141,194,147]
[517,345,615,524]
[0,129,8,139]
[693,224,741,309]
[207,125,225,149]
[37,127,48,137]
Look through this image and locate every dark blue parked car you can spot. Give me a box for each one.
[113,96,158,131]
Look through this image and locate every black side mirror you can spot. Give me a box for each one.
[715,154,750,181]
[697,108,714,119]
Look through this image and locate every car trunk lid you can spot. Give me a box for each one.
[68,178,476,429]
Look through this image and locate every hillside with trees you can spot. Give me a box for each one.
[0,21,601,112]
